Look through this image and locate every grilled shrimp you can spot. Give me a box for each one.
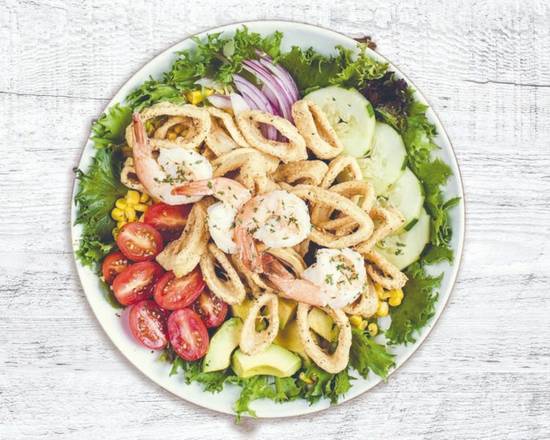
[172,177,252,254]
[131,113,213,205]
[234,190,311,272]
[263,248,366,308]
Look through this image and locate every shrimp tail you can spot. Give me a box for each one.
[262,254,328,307]
[132,113,147,147]
[172,179,214,196]
[235,226,264,273]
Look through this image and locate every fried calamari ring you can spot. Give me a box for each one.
[236,110,307,162]
[264,247,306,277]
[293,239,311,259]
[126,102,211,151]
[292,100,344,159]
[120,157,146,192]
[239,292,280,355]
[297,304,352,374]
[354,207,405,254]
[153,116,181,138]
[230,254,271,297]
[289,185,374,248]
[364,250,408,290]
[200,243,246,305]
[273,160,328,186]
[205,107,249,156]
[311,180,376,228]
[343,276,379,318]
[320,155,362,189]
[156,200,209,277]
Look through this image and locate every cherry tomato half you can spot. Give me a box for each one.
[112,261,164,306]
[144,203,191,241]
[102,251,129,284]
[193,289,228,328]
[129,300,168,350]
[116,223,163,262]
[167,309,209,361]
[153,269,205,311]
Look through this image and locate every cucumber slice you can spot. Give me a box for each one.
[376,208,430,270]
[304,86,375,157]
[383,167,424,230]
[358,122,407,194]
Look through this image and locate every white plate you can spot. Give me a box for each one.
[71,20,465,418]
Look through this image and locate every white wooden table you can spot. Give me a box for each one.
[1,1,550,438]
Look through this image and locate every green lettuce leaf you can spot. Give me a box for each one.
[350,328,395,379]
[386,262,442,345]
[91,104,132,148]
[126,78,184,110]
[298,364,352,405]
[280,44,387,95]
[74,148,126,267]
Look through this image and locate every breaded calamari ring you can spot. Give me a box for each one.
[311,180,376,228]
[239,292,280,355]
[343,276,379,318]
[273,160,328,186]
[354,207,405,254]
[292,100,344,159]
[156,201,209,277]
[297,304,352,373]
[120,157,146,192]
[126,102,211,151]
[320,155,362,189]
[205,107,249,156]
[289,184,374,248]
[236,110,307,162]
[364,250,408,290]
[200,243,246,305]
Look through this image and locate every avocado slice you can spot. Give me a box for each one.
[233,297,297,330]
[203,318,243,372]
[274,320,306,357]
[278,298,297,329]
[231,298,253,321]
[232,344,302,378]
[308,308,337,342]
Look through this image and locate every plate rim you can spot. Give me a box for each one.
[70,19,466,418]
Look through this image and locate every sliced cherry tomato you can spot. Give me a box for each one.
[129,300,168,350]
[101,251,129,284]
[112,261,164,306]
[116,223,164,262]
[167,309,209,361]
[193,289,228,328]
[144,203,191,241]
[153,269,205,310]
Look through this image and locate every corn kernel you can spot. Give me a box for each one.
[367,322,379,336]
[375,283,392,300]
[115,198,127,209]
[134,203,148,212]
[126,190,140,205]
[167,131,177,141]
[117,220,127,229]
[299,372,313,384]
[139,192,150,203]
[349,315,363,328]
[204,88,214,97]
[125,206,137,222]
[173,124,184,135]
[186,90,203,105]
[111,208,125,222]
[388,289,404,307]
[359,319,369,331]
[112,227,119,239]
[376,301,389,317]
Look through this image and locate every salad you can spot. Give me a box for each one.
[74,26,459,419]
